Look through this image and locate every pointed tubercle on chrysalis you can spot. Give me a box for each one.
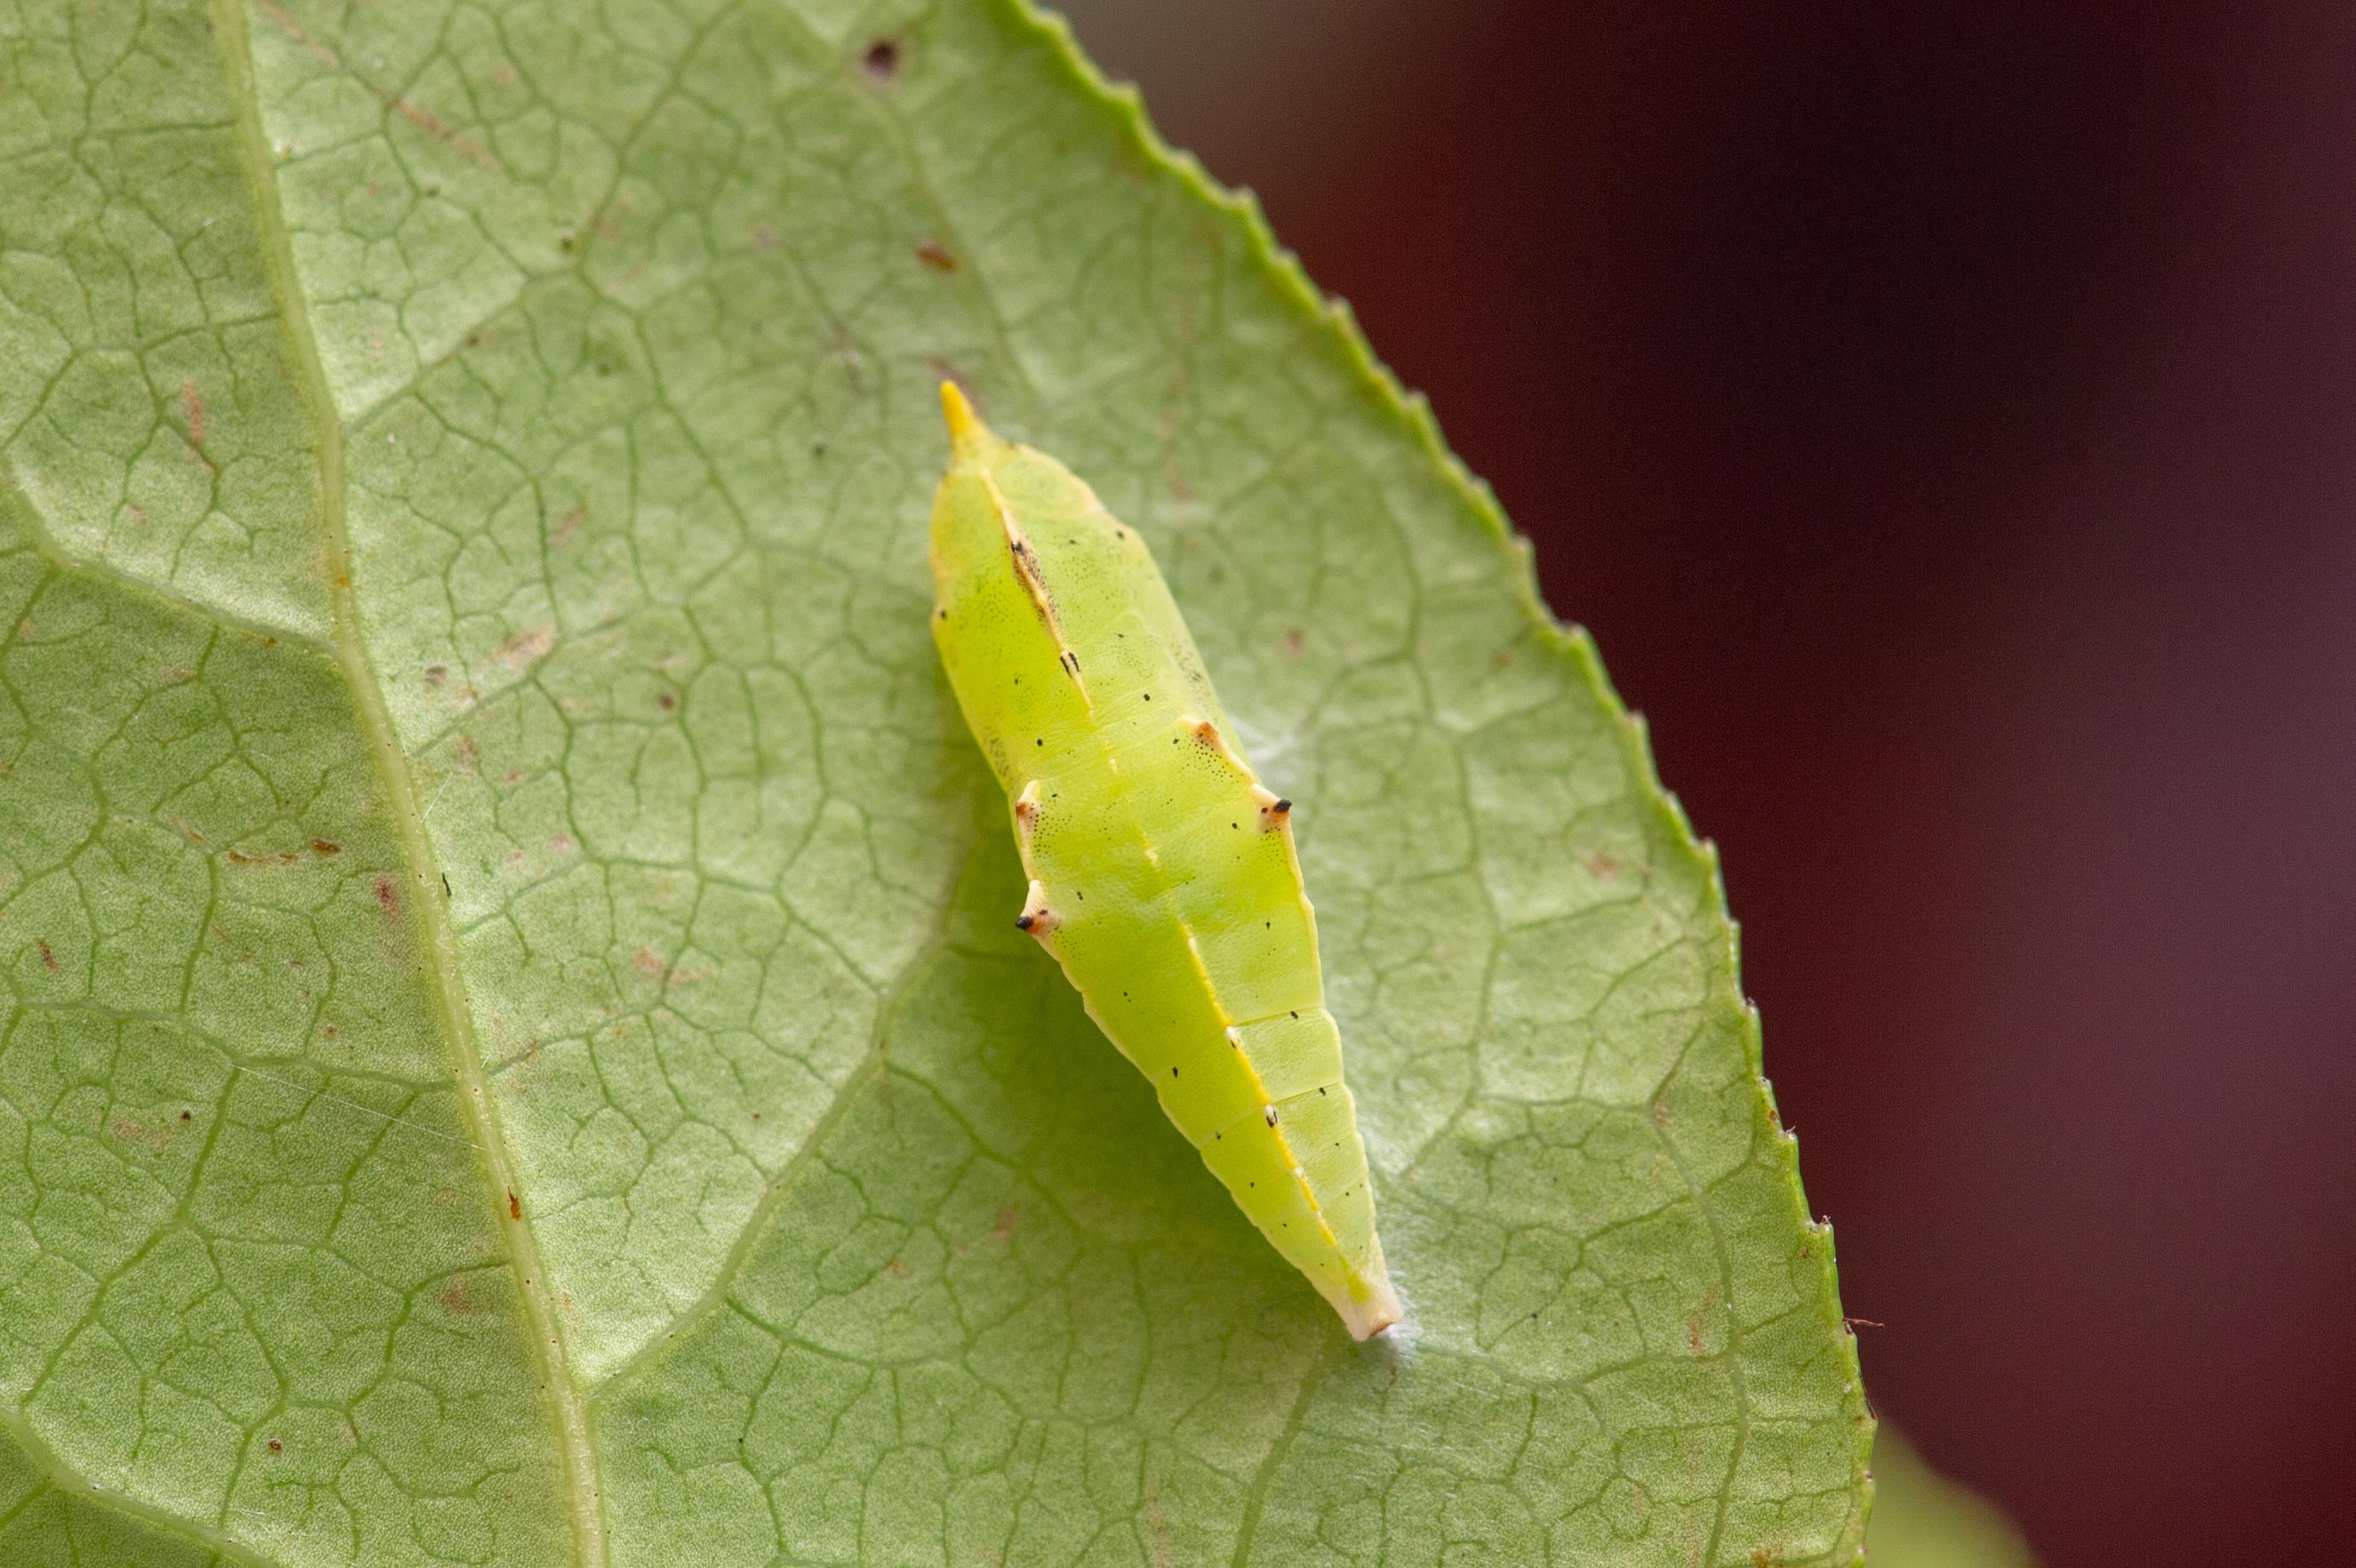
[939,380,1001,466]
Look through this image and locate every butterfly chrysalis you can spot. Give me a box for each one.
[928,384,1401,1338]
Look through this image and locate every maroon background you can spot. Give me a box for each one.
[1060,3,2356,1563]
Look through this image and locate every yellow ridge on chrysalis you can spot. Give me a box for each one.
[927,382,1401,1339]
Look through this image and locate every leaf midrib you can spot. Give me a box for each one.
[209,2,608,1565]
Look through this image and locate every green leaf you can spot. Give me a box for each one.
[0,0,1871,1563]
[1863,1431,2035,1568]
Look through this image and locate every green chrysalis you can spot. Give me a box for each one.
[928,384,1401,1339]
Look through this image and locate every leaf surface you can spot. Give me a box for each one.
[1861,1431,2034,1568]
[0,1,1870,1562]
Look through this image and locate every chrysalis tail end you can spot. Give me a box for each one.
[1336,1249,1403,1341]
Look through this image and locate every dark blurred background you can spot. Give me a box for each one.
[1054,3,2356,1563]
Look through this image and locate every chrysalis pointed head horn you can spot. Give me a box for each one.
[939,379,1002,467]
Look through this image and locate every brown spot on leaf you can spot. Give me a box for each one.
[508,1189,522,1220]
[862,38,901,79]
[1687,1284,1721,1357]
[389,96,495,167]
[927,357,972,396]
[179,381,205,448]
[267,1437,283,1453]
[1584,850,1622,880]
[992,1207,1019,1240]
[373,876,400,917]
[259,3,492,167]
[255,1,336,68]
[914,238,957,272]
[550,507,583,547]
[311,839,340,856]
[38,940,56,971]
[454,733,480,774]
[492,625,555,671]
[632,948,667,978]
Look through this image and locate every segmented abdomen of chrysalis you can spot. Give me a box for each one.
[927,383,1401,1339]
